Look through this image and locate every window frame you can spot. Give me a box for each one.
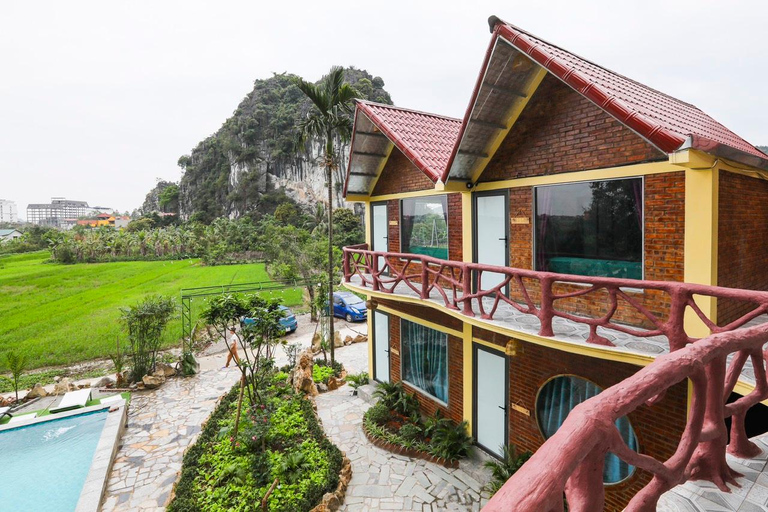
[534,373,639,486]
[399,318,450,406]
[399,194,450,261]
[532,176,645,281]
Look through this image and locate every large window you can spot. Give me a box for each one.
[535,178,643,279]
[401,196,449,259]
[536,375,638,484]
[401,319,448,403]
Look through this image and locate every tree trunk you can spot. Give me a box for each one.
[308,285,317,322]
[327,133,335,366]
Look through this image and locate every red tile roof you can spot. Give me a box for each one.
[355,101,461,182]
[487,18,766,165]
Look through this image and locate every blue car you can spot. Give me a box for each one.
[332,291,367,322]
[242,305,298,334]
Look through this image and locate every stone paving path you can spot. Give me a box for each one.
[101,368,240,511]
[317,343,492,511]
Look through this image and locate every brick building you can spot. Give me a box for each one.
[341,18,768,510]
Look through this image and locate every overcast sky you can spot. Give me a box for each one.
[1,0,766,217]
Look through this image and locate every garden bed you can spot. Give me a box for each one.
[361,382,472,468]
[168,377,349,512]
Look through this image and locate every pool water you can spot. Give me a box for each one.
[0,410,108,511]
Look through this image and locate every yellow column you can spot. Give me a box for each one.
[367,309,375,377]
[364,200,372,246]
[462,322,474,436]
[683,167,719,336]
[461,191,474,435]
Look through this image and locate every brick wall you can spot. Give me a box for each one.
[372,147,435,195]
[379,300,463,423]
[504,172,685,326]
[478,74,665,183]
[718,171,768,325]
[473,326,688,512]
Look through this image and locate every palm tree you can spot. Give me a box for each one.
[294,67,358,365]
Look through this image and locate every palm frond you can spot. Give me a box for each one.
[293,77,329,114]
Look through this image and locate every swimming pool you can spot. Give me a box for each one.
[0,410,108,512]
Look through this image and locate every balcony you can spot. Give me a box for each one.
[343,244,768,511]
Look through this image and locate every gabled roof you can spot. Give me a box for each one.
[0,229,21,237]
[443,17,768,182]
[344,101,461,196]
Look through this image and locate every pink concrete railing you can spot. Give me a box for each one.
[342,244,768,511]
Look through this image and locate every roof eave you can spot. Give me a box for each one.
[683,135,768,172]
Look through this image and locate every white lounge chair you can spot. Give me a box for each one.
[99,394,124,405]
[0,406,11,422]
[50,389,92,413]
[8,412,37,424]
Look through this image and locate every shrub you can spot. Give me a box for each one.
[120,295,175,381]
[428,420,472,461]
[345,371,369,392]
[398,422,422,442]
[312,365,335,384]
[314,358,343,377]
[365,402,391,426]
[484,444,533,495]
[373,381,420,417]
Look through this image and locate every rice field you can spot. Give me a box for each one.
[0,251,302,370]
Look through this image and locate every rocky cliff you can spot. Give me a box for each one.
[173,68,392,222]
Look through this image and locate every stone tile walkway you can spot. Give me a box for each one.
[101,368,240,511]
[317,343,492,511]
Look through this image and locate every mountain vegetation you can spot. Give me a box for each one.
[146,67,392,223]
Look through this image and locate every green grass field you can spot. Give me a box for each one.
[0,251,302,370]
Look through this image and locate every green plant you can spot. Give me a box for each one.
[120,295,176,381]
[373,381,419,417]
[484,444,533,495]
[283,342,301,367]
[314,358,343,377]
[3,351,28,401]
[346,371,369,393]
[428,420,473,461]
[398,422,422,442]
[365,402,391,426]
[312,365,335,384]
[423,409,450,439]
[109,337,126,376]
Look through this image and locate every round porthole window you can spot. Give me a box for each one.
[535,375,638,484]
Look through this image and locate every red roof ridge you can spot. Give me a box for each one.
[355,99,462,124]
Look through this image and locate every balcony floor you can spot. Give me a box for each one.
[347,274,767,387]
[659,433,768,511]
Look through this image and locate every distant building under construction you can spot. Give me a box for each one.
[26,197,108,228]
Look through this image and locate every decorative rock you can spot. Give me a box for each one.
[343,335,353,346]
[116,372,128,388]
[317,382,328,393]
[25,383,47,399]
[154,362,176,378]
[142,374,165,389]
[311,332,322,353]
[53,377,77,395]
[291,350,318,396]
[327,376,342,391]
[333,331,343,348]
[352,334,367,344]
[94,376,116,389]
[53,376,61,383]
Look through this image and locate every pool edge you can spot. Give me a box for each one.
[75,400,128,512]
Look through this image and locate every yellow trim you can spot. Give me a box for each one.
[461,191,473,263]
[346,193,373,202]
[470,67,549,183]
[473,161,677,192]
[354,283,654,367]
[374,303,463,338]
[436,181,470,192]
[683,167,719,336]
[672,148,768,176]
[462,323,473,435]
[367,311,374,377]
[364,202,372,247]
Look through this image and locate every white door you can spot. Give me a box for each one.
[475,346,507,457]
[475,194,508,292]
[373,311,390,383]
[372,203,388,273]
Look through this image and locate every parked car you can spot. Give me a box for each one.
[332,291,367,322]
[241,305,298,334]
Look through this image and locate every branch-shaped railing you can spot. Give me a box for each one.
[342,244,768,510]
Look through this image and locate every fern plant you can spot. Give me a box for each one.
[484,444,533,495]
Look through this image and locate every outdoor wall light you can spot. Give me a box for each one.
[366,299,377,310]
[506,339,523,357]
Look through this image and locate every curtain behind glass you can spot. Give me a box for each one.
[402,320,448,402]
[536,376,638,483]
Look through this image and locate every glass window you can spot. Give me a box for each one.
[536,375,638,484]
[401,196,449,259]
[535,178,643,279]
[401,319,448,403]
